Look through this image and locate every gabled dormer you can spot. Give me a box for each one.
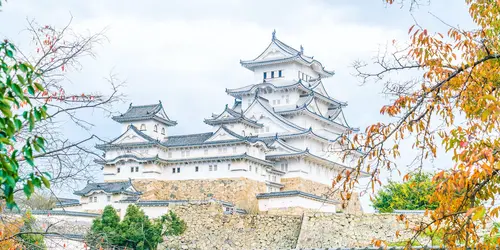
[112,101,176,140]
[240,30,334,84]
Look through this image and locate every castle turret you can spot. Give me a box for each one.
[112,101,177,141]
[240,30,334,85]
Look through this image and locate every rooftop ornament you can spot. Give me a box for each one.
[272,29,276,41]
[300,45,304,54]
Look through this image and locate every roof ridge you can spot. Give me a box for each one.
[166,132,214,138]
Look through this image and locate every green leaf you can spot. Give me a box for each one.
[27,85,35,95]
[11,83,23,98]
[34,109,41,120]
[16,74,26,85]
[34,82,44,91]
[23,184,32,197]
[14,118,22,130]
[28,112,35,131]
[5,49,14,58]
[32,178,41,188]
[36,137,44,147]
[41,175,50,188]
[18,63,28,73]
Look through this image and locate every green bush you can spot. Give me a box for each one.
[373,172,439,212]
[86,205,186,249]
[160,210,187,236]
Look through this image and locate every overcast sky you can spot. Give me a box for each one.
[0,0,473,212]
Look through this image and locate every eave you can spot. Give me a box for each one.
[266,150,369,177]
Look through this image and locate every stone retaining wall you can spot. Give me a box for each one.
[163,203,302,249]
[134,177,363,214]
[133,178,266,212]
[161,204,426,249]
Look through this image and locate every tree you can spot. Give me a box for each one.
[18,211,47,249]
[336,0,500,248]
[373,172,439,212]
[0,37,49,209]
[86,205,121,249]
[118,205,163,250]
[17,191,56,210]
[160,210,187,236]
[86,205,181,250]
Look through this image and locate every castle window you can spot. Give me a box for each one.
[135,167,139,172]
[130,167,134,173]
[279,70,282,77]
[107,195,111,202]
[228,164,231,170]
[177,167,180,173]
[117,167,120,173]
[195,166,199,172]
[249,165,252,172]
[94,197,97,202]
[154,125,158,132]
[214,165,218,171]
[161,128,165,135]
[271,71,275,78]
[209,165,213,171]
[172,167,176,173]
[272,176,277,182]
[140,124,146,131]
[263,72,267,79]
[286,95,289,104]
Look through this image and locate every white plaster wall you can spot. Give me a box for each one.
[283,158,337,186]
[140,206,169,219]
[162,144,265,161]
[120,120,168,140]
[104,162,162,182]
[162,160,271,182]
[80,193,126,211]
[251,63,295,84]
[258,196,336,213]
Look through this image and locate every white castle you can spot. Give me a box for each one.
[58,31,367,217]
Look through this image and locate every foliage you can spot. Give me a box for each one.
[0,40,49,209]
[373,172,439,212]
[86,205,121,247]
[17,192,56,210]
[160,210,187,236]
[337,0,500,248]
[0,213,23,249]
[0,211,46,249]
[87,205,185,249]
[18,211,46,249]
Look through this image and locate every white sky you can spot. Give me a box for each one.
[0,0,473,212]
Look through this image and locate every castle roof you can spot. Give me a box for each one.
[74,180,142,196]
[256,190,339,205]
[226,80,346,107]
[266,149,369,177]
[112,101,177,126]
[240,31,334,77]
[96,152,274,167]
[204,104,263,128]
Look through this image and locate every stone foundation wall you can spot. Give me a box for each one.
[280,177,363,213]
[163,203,302,249]
[160,203,427,249]
[133,178,266,212]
